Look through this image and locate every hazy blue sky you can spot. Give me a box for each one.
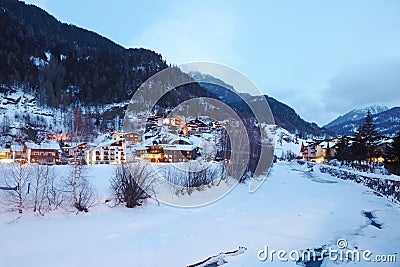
[24,0,400,126]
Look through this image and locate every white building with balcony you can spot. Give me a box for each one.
[85,138,126,165]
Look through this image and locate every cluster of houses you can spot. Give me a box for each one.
[0,116,235,165]
[10,114,392,165]
[0,138,127,165]
[131,116,230,163]
[300,137,392,163]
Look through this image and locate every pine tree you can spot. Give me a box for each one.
[384,132,400,175]
[386,132,400,161]
[352,111,379,165]
[335,135,352,163]
[361,111,379,161]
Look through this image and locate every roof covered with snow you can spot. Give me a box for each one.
[95,138,124,149]
[319,141,337,149]
[162,144,196,151]
[376,139,393,145]
[131,143,196,152]
[25,141,61,151]
[10,145,24,152]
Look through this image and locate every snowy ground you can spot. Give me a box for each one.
[0,162,399,267]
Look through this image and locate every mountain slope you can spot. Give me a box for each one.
[0,0,172,107]
[0,0,123,52]
[264,95,327,137]
[1,0,330,142]
[189,72,328,137]
[325,105,388,129]
[0,0,217,142]
[327,107,400,136]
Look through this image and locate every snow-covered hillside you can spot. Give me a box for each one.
[0,87,129,144]
[1,162,398,266]
[274,127,304,159]
[0,87,64,142]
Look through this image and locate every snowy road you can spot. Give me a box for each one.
[0,162,399,266]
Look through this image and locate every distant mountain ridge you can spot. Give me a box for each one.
[326,106,400,136]
[325,105,389,129]
[188,72,329,137]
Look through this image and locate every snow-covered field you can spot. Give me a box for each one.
[0,162,399,267]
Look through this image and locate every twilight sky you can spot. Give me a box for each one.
[24,0,400,126]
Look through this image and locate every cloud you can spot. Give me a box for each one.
[267,82,331,125]
[265,58,400,126]
[127,1,400,127]
[323,58,400,113]
[129,2,240,66]
[285,57,400,126]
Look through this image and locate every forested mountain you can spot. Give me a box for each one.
[0,0,202,108]
[0,0,216,141]
[1,0,329,142]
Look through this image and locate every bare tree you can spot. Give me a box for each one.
[0,163,31,213]
[32,163,45,213]
[205,164,219,188]
[110,161,156,208]
[64,107,98,212]
[32,164,64,215]
[72,108,83,207]
[65,163,97,212]
[39,166,64,213]
[0,163,68,215]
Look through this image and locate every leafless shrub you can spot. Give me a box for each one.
[172,161,220,195]
[74,177,98,212]
[110,161,156,208]
[62,163,98,213]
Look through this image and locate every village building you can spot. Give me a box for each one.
[113,132,141,145]
[162,117,183,127]
[10,145,25,163]
[301,140,338,163]
[164,144,198,162]
[85,138,126,165]
[24,141,61,165]
[373,138,393,163]
[134,143,199,163]
[0,148,12,163]
[186,119,210,135]
[146,116,162,130]
[61,142,93,164]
